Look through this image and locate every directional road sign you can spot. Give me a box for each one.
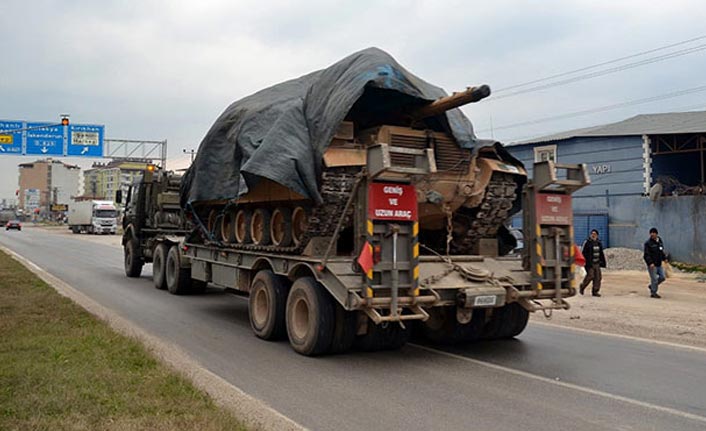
[67,124,104,157]
[0,120,24,155]
[26,122,65,156]
[0,119,105,157]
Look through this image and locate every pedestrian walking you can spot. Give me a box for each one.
[580,229,606,297]
[644,227,667,298]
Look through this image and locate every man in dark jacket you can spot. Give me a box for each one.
[644,227,667,298]
[580,229,607,297]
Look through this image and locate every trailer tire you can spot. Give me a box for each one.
[355,320,410,352]
[417,307,484,344]
[285,277,335,356]
[329,305,357,354]
[124,239,143,278]
[71,226,79,234]
[166,245,191,295]
[152,244,168,290]
[481,303,529,340]
[500,303,529,338]
[249,270,289,340]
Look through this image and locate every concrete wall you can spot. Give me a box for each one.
[631,196,706,264]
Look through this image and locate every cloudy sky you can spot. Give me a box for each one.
[1,0,706,202]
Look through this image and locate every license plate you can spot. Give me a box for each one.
[473,295,497,307]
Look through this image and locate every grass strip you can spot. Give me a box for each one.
[0,250,246,431]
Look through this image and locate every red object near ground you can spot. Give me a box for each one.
[574,244,586,266]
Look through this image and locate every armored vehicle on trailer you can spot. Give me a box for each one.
[122,48,590,355]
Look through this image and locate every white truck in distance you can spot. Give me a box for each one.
[68,200,118,234]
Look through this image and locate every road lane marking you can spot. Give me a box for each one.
[530,320,706,354]
[411,343,706,425]
[0,244,306,431]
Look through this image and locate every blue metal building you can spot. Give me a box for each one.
[505,111,706,263]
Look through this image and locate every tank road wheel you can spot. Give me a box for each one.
[270,207,293,247]
[251,208,272,246]
[291,206,309,246]
[124,239,143,278]
[165,245,192,295]
[285,277,335,356]
[220,209,236,243]
[234,209,252,244]
[417,306,485,344]
[207,209,220,238]
[248,270,290,340]
[152,244,169,290]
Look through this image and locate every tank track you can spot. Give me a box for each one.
[208,167,358,254]
[450,172,518,254]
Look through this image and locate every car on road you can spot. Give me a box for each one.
[5,220,22,231]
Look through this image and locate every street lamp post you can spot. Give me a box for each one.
[183,148,196,163]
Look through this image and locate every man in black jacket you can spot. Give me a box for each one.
[580,229,607,297]
[644,227,667,299]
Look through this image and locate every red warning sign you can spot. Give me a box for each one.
[368,183,418,222]
[535,193,572,225]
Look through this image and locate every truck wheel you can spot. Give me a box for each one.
[124,239,143,278]
[355,320,410,352]
[71,226,79,234]
[481,303,529,340]
[249,270,289,340]
[270,207,293,247]
[234,209,252,244]
[500,303,529,338]
[418,306,484,344]
[251,208,272,245]
[286,277,335,356]
[329,304,357,354]
[166,245,191,295]
[152,244,168,290]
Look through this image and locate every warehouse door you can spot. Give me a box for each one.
[574,213,609,247]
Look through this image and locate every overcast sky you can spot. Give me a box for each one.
[1,0,706,202]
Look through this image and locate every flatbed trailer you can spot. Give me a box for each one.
[123,157,589,356]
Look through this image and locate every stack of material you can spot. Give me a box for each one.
[604,247,646,271]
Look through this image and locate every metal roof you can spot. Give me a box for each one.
[510,110,706,146]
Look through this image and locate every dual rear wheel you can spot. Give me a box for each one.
[248,273,406,356]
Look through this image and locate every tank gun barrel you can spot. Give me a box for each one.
[411,85,491,119]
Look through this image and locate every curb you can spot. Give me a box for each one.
[0,244,306,431]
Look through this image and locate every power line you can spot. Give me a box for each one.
[477,84,706,134]
[495,34,706,93]
[490,43,706,100]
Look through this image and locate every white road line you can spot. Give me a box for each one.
[530,320,706,354]
[410,343,706,425]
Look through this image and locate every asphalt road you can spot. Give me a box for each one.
[3,227,706,431]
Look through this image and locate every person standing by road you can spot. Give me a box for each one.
[644,227,667,299]
[580,229,606,297]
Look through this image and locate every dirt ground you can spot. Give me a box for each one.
[29,225,706,350]
[531,270,706,349]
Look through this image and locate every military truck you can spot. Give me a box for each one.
[121,48,590,355]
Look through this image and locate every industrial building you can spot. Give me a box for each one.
[506,111,706,263]
[18,158,80,217]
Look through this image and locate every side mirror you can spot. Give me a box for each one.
[115,190,122,204]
